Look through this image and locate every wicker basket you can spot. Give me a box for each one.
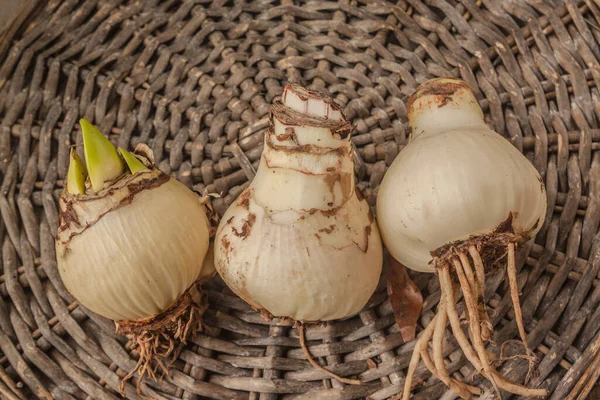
[1,0,599,398]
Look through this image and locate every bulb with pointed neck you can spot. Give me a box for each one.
[214,84,383,322]
[252,84,355,212]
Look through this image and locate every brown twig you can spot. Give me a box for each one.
[0,381,21,400]
[567,347,600,400]
[0,365,25,400]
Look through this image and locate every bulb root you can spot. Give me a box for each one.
[401,242,548,399]
[431,294,479,399]
[402,314,436,400]
[466,247,493,343]
[452,256,502,398]
[116,283,208,397]
[298,324,361,385]
[507,242,536,383]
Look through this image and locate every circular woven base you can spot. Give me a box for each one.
[1,0,600,399]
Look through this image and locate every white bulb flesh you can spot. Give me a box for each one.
[216,188,382,321]
[56,173,210,321]
[376,79,547,273]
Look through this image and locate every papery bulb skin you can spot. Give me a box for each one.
[214,84,383,322]
[56,151,210,321]
[377,78,547,273]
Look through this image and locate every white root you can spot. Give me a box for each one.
[440,265,548,398]
[466,247,493,343]
[432,294,478,399]
[457,252,476,291]
[468,246,486,301]
[457,252,484,341]
[403,315,437,400]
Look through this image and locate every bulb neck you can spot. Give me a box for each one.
[407,78,486,140]
[251,84,355,211]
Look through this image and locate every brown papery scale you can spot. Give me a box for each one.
[377,78,548,399]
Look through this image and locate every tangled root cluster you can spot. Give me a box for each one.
[116,283,208,396]
[403,235,547,399]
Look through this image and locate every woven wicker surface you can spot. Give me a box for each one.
[0,0,599,399]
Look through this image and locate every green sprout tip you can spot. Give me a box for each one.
[80,119,124,192]
[67,149,87,195]
[119,147,148,174]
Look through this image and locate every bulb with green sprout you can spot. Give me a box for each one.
[56,119,214,390]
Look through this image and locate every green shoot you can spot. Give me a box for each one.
[80,119,124,192]
[67,149,87,195]
[119,147,148,174]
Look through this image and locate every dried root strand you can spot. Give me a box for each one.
[431,294,479,399]
[467,246,493,343]
[414,318,480,399]
[403,315,437,400]
[507,242,536,383]
[298,324,361,385]
[452,257,502,398]
[397,241,549,399]
[116,283,208,397]
[440,266,547,398]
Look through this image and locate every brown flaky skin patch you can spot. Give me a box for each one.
[116,282,208,396]
[270,100,352,139]
[257,306,322,327]
[406,77,471,113]
[57,166,170,248]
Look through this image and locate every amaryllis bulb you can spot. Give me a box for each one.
[56,120,211,322]
[214,84,383,322]
[377,79,548,399]
[377,78,547,273]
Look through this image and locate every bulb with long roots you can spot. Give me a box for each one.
[376,78,548,399]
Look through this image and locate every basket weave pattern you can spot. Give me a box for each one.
[0,0,600,398]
